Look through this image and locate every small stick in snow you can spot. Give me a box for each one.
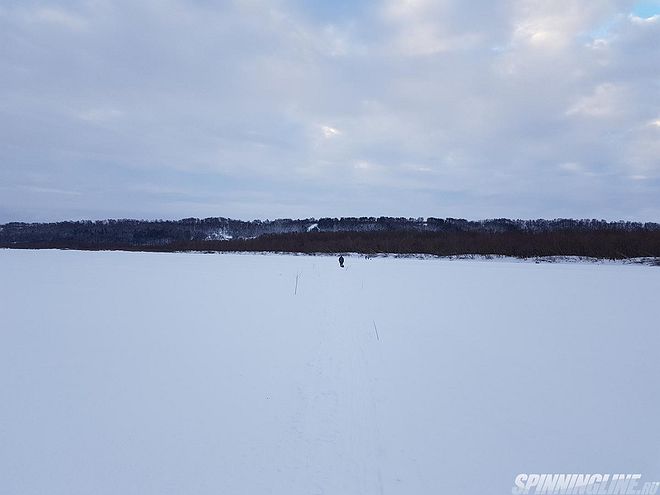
[294,273,299,295]
[372,320,380,341]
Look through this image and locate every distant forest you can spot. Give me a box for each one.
[2,217,660,260]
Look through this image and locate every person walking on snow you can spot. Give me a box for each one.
[338,255,344,268]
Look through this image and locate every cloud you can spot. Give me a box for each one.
[320,125,341,138]
[0,0,659,222]
[566,83,627,118]
[5,5,91,31]
[630,13,660,23]
[34,7,88,29]
[77,107,124,123]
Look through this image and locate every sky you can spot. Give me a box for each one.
[1,0,659,222]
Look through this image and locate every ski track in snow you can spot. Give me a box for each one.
[286,264,384,494]
[1,250,659,495]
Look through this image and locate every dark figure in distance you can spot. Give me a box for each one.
[338,255,344,268]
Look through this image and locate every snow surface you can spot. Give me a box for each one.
[1,250,659,495]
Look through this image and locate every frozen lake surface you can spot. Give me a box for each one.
[1,250,659,494]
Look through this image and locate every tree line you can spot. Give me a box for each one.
[2,219,660,260]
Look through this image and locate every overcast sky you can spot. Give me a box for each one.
[1,0,659,222]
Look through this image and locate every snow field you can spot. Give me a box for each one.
[1,250,659,494]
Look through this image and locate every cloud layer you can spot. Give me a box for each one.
[1,0,659,221]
